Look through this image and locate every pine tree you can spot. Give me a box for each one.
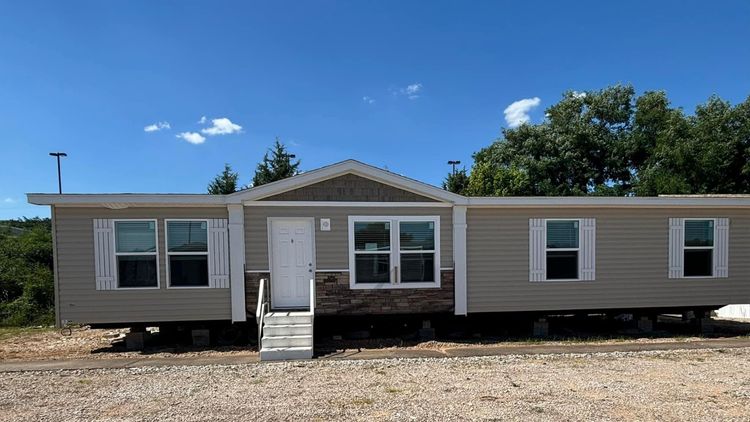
[443,168,469,195]
[251,138,300,187]
[207,163,239,194]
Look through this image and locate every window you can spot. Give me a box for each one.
[349,216,440,288]
[546,220,579,280]
[683,219,714,277]
[166,220,209,287]
[114,220,158,288]
[399,221,436,283]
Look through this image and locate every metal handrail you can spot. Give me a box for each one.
[256,278,269,349]
[309,278,315,316]
[255,278,266,321]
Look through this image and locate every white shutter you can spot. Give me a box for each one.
[529,219,546,282]
[668,218,684,279]
[208,219,230,288]
[93,219,116,290]
[714,218,729,278]
[580,218,596,280]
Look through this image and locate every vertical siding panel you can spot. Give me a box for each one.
[715,218,729,278]
[529,219,545,281]
[209,219,230,288]
[668,218,684,279]
[580,218,596,280]
[93,219,115,290]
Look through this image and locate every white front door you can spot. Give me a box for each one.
[270,218,314,308]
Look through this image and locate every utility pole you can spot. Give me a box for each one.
[447,160,461,175]
[49,152,67,194]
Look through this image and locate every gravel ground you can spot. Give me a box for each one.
[2,347,750,421]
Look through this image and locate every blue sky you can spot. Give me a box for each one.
[1,1,749,219]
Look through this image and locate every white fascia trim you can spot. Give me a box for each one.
[245,201,451,207]
[27,193,226,206]
[466,197,750,208]
[228,160,464,203]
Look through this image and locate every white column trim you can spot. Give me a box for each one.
[453,205,468,316]
[228,204,246,322]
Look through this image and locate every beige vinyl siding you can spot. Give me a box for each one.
[54,207,231,325]
[467,207,750,313]
[245,206,453,270]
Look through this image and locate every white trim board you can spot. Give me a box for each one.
[27,158,750,208]
[245,201,451,207]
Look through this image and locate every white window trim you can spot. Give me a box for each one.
[544,218,582,282]
[165,218,211,289]
[112,219,160,290]
[348,215,441,289]
[681,217,717,279]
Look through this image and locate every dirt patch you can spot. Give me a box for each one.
[0,326,257,362]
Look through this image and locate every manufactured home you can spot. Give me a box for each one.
[28,160,750,359]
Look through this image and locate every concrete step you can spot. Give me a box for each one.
[260,346,313,361]
[265,312,312,325]
[261,334,313,348]
[264,323,313,336]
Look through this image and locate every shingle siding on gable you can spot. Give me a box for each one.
[259,174,438,202]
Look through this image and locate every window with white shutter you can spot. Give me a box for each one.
[529,218,596,282]
[670,218,728,279]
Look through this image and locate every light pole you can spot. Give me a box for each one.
[49,152,67,194]
[447,160,461,175]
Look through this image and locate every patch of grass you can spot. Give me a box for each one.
[77,379,93,385]
[385,387,402,394]
[351,398,374,406]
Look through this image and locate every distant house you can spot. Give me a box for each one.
[28,160,750,359]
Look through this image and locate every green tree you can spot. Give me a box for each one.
[468,85,636,196]
[635,95,750,195]
[442,168,469,195]
[207,163,239,194]
[0,218,54,326]
[251,138,300,187]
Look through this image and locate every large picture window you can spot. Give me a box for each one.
[114,220,158,288]
[166,220,209,287]
[546,220,580,280]
[683,219,714,277]
[349,216,440,289]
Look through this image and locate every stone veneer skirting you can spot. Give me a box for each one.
[246,270,454,318]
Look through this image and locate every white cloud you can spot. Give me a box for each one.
[200,117,243,136]
[503,97,541,128]
[3,198,16,204]
[144,121,171,132]
[176,132,206,145]
[403,83,422,100]
[391,83,423,100]
[198,116,207,124]
[362,96,375,104]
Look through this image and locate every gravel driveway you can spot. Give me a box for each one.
[2,347,750,421]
